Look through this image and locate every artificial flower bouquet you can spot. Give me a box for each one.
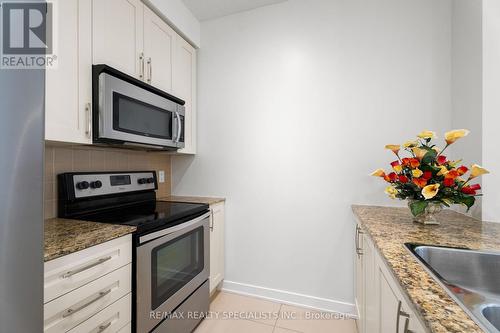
[371,129,489,224]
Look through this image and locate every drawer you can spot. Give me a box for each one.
[44,264,131,333]
[67,293,131,333]
[44,235,132,303]
[118,322,131,332]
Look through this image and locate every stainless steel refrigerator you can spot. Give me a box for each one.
[0,2,45,331]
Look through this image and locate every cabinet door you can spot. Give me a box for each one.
[143,6,175,92]
[45,0,92,144]
[92,0,144,79]
[173,36,197,154]
[379,270,401,333]
[209,203,225,293]
[363,235,380,333]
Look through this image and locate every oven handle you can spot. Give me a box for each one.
[139,212,211,244]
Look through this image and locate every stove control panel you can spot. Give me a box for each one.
[68,171,157,199]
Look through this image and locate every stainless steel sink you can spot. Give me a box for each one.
[483,306,500,331]
[406,244,500,332]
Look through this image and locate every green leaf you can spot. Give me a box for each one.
[440,199,451,207]
[421,149,438,165]
[460,196,476,211]
[409,201,428,217]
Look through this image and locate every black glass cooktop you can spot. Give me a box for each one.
[76,201,209,234]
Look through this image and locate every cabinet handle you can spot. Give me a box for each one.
[355,226,359,255]
[404,317,412,333]
[62,288,111,318]
[97,321,112,333]
[355,226,364,256]
[147,57,152,83]
[139,52,145,79]
[396,301,411,333]
[85,103,91,138]
[61,256,112,279]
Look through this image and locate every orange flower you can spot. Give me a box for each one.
[422,171,432,180]
[412,147,427,160]
[385,145,401,155]
[457,166,469,176]
[422,184,440,200]
[411,158,420,168]
[403,158,420,169]
[399,175,409,183]
[443,178,455,187]
[387,172,398,182]
[437,155,447,165]
[390,161,402,173]
[469,164,490,179]
[413,178,427,188]
[444,170,460,180]
[445,129,470,145]
[370,169,386,177]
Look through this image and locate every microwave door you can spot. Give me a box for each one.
[98,72,180,149]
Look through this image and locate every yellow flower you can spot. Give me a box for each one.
[422,184,440,200]
[412,147,427,160]
[469,164,490,179]
[417,130,436,139]
[385,144,401,154]
[370,169,386,177]
[403,140,419,148]
[393,165,402,173]
[437,165,448,176]
[445,129,470,145]
[412,169,423,178]
[385,186,398,199]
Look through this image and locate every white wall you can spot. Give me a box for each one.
[482,0,500,222]
[172,0,452,312]
[144,0,201,47]
[451,0,483,218]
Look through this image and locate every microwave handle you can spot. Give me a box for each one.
[175,111,182,143]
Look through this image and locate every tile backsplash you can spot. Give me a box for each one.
[44,144,171,219]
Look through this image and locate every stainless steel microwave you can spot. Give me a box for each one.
[92,65,185,150]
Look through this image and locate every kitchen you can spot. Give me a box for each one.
[1,0,500,332]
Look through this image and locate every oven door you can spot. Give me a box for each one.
[136,212,210,333]
[97,72,181,149]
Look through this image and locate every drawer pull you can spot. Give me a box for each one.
[61,256,112,279]
[62,289,112,318]
[97,321,112,333]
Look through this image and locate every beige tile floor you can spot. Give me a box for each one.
[194,292,357,333]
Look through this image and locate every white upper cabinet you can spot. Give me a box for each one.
[92,0,144,78]
[173,36,197,154]
[46,0,197,152]
[143,5,174,92]
[45,0,92,144]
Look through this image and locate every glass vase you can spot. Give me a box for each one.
[407,200,443,225]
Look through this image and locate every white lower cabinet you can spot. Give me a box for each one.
[44,235,132,333]
[355,223,427,333]
[209,202,225,293]
[67,293,131,333]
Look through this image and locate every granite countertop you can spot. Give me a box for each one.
[44,218,136,262]
[160,195,225,205]
[352,205,500,333]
